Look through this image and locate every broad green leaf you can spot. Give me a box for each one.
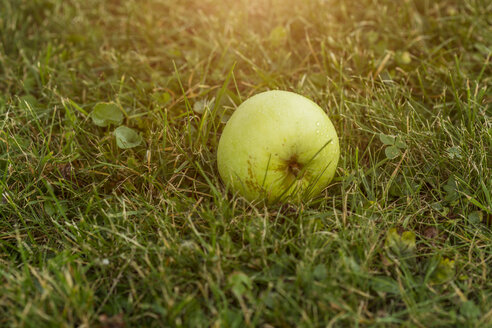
[342,255,361,273]
[262,292,276,309]
[460,300,481,320]
[313,264,327,280]
[44,200,68,217]
[446,146,462,159]
[401,231,416,247]
[269,25,287,46]
[468,211,483,224]
[385,228,400,247]
[113,126,142,149]
[385,228,416,262]
[443,175,460,202]
[430,258,455,284]
[430,202,443,211]
[228,272,252,298]
[44,201,56,216]
[385,145,400,159]
[91,102,123,127]
[152,92,171,106]
[443,176,457,193]
[396,51,412,65]
[394,137,407,149]
[379,133,396,145]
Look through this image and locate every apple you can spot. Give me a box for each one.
[217,90,339,203]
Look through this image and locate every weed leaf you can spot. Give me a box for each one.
[443,175,460,202]
[228,272,252,298]
[394,137,407,149]
[379,133,396,145]
[460,301,481,320]
[269,25,287,46]
[430,258,455,284]
[385,228,416,262]
[91,102,123,127]
[467,211,483,224]
[113,126,142,149]
[385,146,400,159]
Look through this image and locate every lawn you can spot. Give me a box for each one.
[0,0,491,327]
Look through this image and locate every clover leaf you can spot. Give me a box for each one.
[91,102,124,127]
[113,126,142,149]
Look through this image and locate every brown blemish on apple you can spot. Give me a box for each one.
[247,159,254,180]
[246,158,261,192]
[286,155,303,179]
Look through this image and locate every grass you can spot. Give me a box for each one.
[0,0,491,326]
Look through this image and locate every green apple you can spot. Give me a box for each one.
[217,90,339,203]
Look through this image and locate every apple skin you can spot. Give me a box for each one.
[217,90,340,203]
